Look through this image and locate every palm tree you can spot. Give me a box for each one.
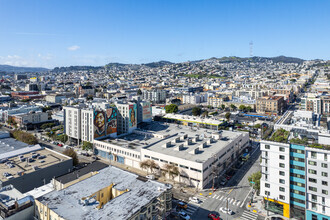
[140,160,150,174]
[148,160,159,174]
[163,164,180,182]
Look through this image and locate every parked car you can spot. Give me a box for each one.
[57,143,63,147]
[208,213,221,220]
[220,178,227,186]
[146,175,155,180]
[178,211,191,220]
[189,197,201,204]
[177,201,188,209]
[219,207,234,215]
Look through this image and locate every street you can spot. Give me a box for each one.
[184,143,262,220]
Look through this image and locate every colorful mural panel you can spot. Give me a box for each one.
[129,104,137,128]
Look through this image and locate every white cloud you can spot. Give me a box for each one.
[0,54,53,68]
[67,45,80,51]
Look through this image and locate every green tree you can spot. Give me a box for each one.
[225,112,231,121]
[221,104,226,110]
[248,171,262,193]
[82,141,93,151]
[246,106,253,112]
[11,130,38,145]
[254,124,261,129]
[63,148,79,166]
[56,134,68,143]
[137,89,142,95]
[201,111,209,117]
[230,104,237,111]
[239,105,246,112]
[192,107,202,116]
[165,104,178,113]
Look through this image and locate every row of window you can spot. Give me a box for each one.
[309,187,328,195]
[308,169,328,177]
[145,155,202,173]
[308,160,328,168]
[290,173,305,179]
[95,143,140,159]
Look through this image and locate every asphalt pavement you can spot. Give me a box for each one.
[191,144,262,220]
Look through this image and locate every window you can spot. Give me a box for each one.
[279,171,285,176]
[312,203,317,211]
[290,189,305,196]
[279,187,285,192]
[279,179,285,184]
[265,191,270,196]
[322,190,328,195]
[324,153,328,161]
[308,169,317,174]
[322,181,328,186]
[308,161,317,166]
[279,155,285,160]
[309,178,317,183]
[290,173,305,179]
[265,145,270,149]
[290,164,304,170]
[265,183,270,188]
[309,186,317,192]
[291,156,305,162]
[311,151,317,159]
[291,181,305,187]
[312,214,317,220]
[279,163,285,168]
[311,194,317,202]
[321,163,328,168]
[279,195,285,200]
[322,172,328,177]
[279,147,285,152]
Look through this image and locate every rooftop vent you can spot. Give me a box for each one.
[174,144,185,151]
[189,148,199,155]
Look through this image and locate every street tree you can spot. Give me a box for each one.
[192,107,202,116]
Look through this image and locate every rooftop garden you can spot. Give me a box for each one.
[268,128,289,143]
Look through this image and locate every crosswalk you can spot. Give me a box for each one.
[209,193,243,207]
[240,210,259,220]
[184,194,206,216]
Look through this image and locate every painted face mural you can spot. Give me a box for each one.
[129,105,137,128]
[94,111,106,138]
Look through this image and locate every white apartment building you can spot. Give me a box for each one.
[260,139,330,220]
[116,102,137,135]
[142,90,166,103]
[64,106,81,141]
[181,93,208,104]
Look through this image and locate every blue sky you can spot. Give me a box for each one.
[0,0,329,68]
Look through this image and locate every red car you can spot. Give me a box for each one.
[208,213,221,220]
[58,143,63,147]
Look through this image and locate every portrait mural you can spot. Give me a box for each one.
[94,107,117,138]
[129,104,137,128]
[94,110,106,138]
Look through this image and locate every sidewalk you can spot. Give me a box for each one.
[245,195,290,220]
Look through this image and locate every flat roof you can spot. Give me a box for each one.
[38,166,171,220]
[144,127,242,163]
[0,148,71,183]
[55,161,108,184]
[0,138,30,155]
[99,122,245,163]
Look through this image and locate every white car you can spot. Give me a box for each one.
[189,197,201,204]
[178,211,191,220]
[220,207,234,215]
[146,175,155,180]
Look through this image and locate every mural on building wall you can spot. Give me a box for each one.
[142,102,152,121]
[94,107,118,138]
[106,107,117,134]
[94,110,106,138]
[129,104,137,128]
